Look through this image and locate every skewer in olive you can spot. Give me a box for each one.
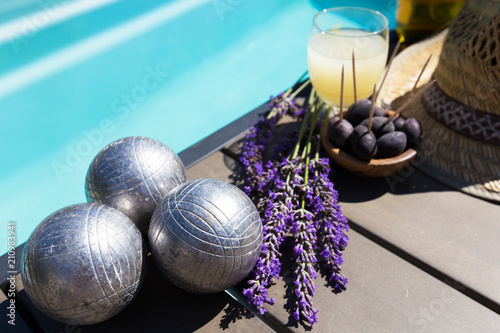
[344,50,384,126]
[327,65,354,148]
[383,54,432,143]
[350,84,379,161]
[345,100,385,127]
[384,79,435,144]
[360,116,395,137]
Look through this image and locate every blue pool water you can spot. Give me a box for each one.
[0,0,396,254]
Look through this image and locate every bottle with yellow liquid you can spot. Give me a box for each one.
[396,0,465,45]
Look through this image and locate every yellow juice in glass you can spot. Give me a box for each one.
[308,30,388,107]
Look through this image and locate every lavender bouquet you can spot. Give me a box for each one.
[240,81,349,327]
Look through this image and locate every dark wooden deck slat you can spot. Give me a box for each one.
[1,284,38,333]
[332,166,500,312]
[187,149,500,331]
[14,260,274,333]
[223,115,500,312]
[261,230,500,332]
[3,151,269,333]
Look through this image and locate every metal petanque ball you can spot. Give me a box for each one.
[85,136,187,233]
[21,203,147,325]
[149,178,263,294]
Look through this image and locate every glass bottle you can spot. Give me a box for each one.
[396,0,465,45]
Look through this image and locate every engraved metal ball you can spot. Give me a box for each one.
[21,203,147,325]
[149,178,263,294]
[85,136,187,233]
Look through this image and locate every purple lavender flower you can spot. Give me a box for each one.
[243,174,295,315]
[310,157,350,293]
[240,119,273,198]
[240,93,304,199]
[241,86,349,327]
[290,208,319,326]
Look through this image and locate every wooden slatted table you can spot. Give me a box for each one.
[2,92,500,333]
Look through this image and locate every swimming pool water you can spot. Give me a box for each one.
[0,0,396,254]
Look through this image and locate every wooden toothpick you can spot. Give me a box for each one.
[410,54,432,98]
[340,64,344,120]
[368,84,377,133]
[376,40,401,99]
[352,50,357,105]
[384,79,436,124]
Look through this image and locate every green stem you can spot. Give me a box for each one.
[315,133,321,161]
[298,96,324,210]
[302,99,323,186]
[290,78,311,99]
[315,111,330,162]
[266,75,311,121]
[311,134,322,180]
[291,88,316,160]
[286,87,323,199]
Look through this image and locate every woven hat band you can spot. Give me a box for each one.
[433,0,500,115]
[423,84,500,146]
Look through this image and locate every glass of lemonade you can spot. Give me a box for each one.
[308,7,389,110]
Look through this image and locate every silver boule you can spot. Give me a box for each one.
[85,136,187,233]
[21,203,146,325]
[149,178,263,294]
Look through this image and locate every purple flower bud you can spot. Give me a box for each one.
[241,90,348,326]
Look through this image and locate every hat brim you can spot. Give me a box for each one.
[379,29,500,203]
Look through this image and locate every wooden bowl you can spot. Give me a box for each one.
[320,118,418,178]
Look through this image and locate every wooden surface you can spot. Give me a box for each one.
[5,116,500,332]
[0,282,33,333]
[333,165,500,312]
[221,128,500,332]
[11,259,274,333]
[263,230,500,332]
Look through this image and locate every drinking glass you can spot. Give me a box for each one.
[307,7,389,111]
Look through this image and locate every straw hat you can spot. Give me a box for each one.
[379,0,500,203]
